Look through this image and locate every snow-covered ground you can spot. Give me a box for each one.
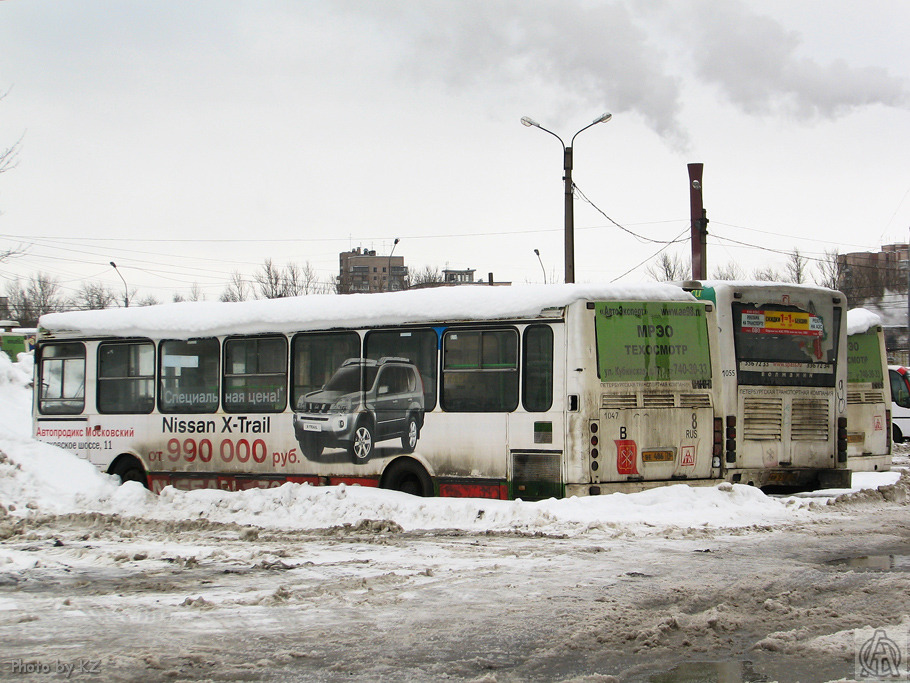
[1,352,908,682]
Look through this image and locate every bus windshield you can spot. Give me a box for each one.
[732,302,840,387]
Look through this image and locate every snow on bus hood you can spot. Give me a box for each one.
[38,283,696,340]
[847,307,882,336]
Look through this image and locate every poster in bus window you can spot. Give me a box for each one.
[593,302,712,384]
[292,357,425,464]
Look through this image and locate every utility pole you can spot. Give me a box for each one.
[688,163,708,280]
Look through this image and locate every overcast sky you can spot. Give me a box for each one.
[1,1,908,304]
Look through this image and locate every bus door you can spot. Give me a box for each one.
[34,341,91,461]
[507,323,564,500]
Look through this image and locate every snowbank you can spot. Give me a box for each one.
[0,351,904,535]
[847,307,882,336]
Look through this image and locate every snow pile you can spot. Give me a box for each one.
[0,350,904,535]
[847,307,882,336]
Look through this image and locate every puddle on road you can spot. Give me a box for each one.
[826,554,910,572]
[649,660,770,682]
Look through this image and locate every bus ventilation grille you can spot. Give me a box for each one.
[642,393,675,408]
[602,394,637,410]
[743,397,783,441]
[847,390,885,405]
[791,398,830,441]
[679,393,712,408]
[600,393,712,410]
[511,452,561,483]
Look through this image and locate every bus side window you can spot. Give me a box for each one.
[97,341,155,414]
[159,338,220,413]
[291,331,360,409]
[364,328,437,411]
[38,342,86,415]
[442,329,518,412]
[523,325,553,412]
[223,336,288,413]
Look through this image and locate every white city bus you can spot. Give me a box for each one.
[845,309,891,472]
[683,281,851,489]
[34,284,726,498]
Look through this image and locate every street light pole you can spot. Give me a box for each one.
[522,113,612,284]
[533,248,547,284]
[386,238,399,292]
[110,261,129,307]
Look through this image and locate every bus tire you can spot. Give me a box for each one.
[382,458,433,497]
[110,455,148,489]
[348,420,374,462]
[400,415,419,453]
[894,424,904,444]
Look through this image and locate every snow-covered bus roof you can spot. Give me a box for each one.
[39,283,698,340]
[679,279,845,297]
[847,308,883,336]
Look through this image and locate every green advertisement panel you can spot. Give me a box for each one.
[847,330,884,385]
[594,302,712,383]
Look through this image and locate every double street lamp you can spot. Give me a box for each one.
[521,112,612,284]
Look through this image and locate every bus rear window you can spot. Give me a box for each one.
[732,303,839,387]
[38,342,86,415]
[594,302,712,384]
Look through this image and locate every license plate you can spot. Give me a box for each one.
[847,433,864,443]
[642,449,674,463]
[767,471,798,484]
[303,423,322,432]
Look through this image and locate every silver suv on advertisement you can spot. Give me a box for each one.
[293,357,425,462]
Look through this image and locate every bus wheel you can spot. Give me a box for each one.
[110,456,148,489]
[382,459,433,497]
[348,422,374,462]
[400,415,419,453]
[894,424,904,444]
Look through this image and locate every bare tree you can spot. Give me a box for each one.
[814,249,841,290]
[188,282,205,302]
[784,248,807,284]
[69,282,118,310]
[6,273,65,326]
[0,90,26,263]
[135,294,161,307]
[254,259,325,298]
[220,271,252,302]
[752,265,781,281]
[409,265,444,288]
[0,90,22,178]
[712,261,745,280]
[254,258,285,299]
[646,252,688,282]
